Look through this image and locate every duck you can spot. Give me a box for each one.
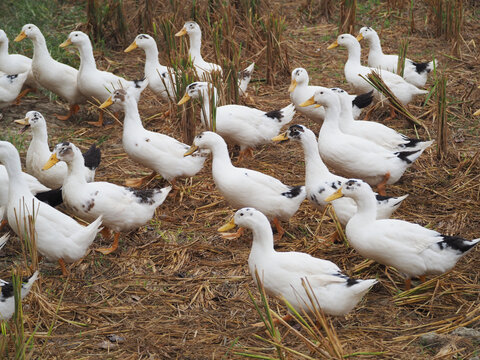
[0,71,28,109]
[0,141,103,276]
[301,87,429,195]
[0,234,8,250]
[14,111,101,189]
[124,34,177,102]
[272,124,408,226]
[14,24,86,120]
[327,34,428,118]
[179,82,295,160]
[326,179,480,289]
[175,21,254,96]
[331,87,433,151]
[357,27,436,88]
[0,271,39,321]
[99,78,207,187]
[219,207,377,316]
[289,67,372,123]
[0,29,38,102]
[0,164,63,231]
[60,31,142,127]
[184,131,306,239]
[43,142,172,255]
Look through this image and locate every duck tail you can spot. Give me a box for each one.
[395,148,427,164]
[352,90,374,110]
[347,278,377,296]
[0,234,9,251]
[82,144,101,171]
[400,137,434,151]
[439,235,480,254]
[72,215,103,250]
[21,270,39,299]
[34,188,63,207]
[238,62,255,96]
[266,104,296,127]
[153,186,172,207]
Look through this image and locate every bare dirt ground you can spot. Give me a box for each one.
[1,1,480,359]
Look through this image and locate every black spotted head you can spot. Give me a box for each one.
[14,111,46,134]
[233,207,268,229]
[192,131,223,150]
[111,88,127,104]
[179,82,215,105]
[358,26,377,42]
[286,124,306,141]
[52,142,79,163]
[135,33,154,48]
[289,68,309,92]
[341,179,374,200]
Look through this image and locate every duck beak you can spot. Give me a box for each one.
[217,217,236,232]
[474,109,480,116]
[14,118,30,134]
[177,93,191,105]
[14,31,27,42]
[59,38,72,48]
[124,41,138,53]
[314,104,321,108]
[299,96,316,107]
[42,153,59,170]
[175,27,187,37]
[99,97,113,109]
[325,188,343,202]
[327,40,339,49]
[183,145,199,157]
[356,33,364,41]
[288,79,297,93]
[271,132,289,142]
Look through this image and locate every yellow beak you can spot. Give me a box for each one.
[42,153,59,171]
[314,104,321,108]
[183,144,199,157]
[327,40,339,50]
[59,38,72,48]
[356,33,364,41]
[177,93,191,105]
[14,31,27,42]
[14,118,29,125]
[124,41,138,53]
[272,132,289,142]
[299,96,316,107]
[175,27,187,37]
[474,109,480,116]
[325,188,343,202]
[99,97,113,109]
[288,79,297,93]
[217,217,236,232]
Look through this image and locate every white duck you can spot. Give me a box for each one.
[327,34,428,115]
[14,111,101,189]
[175,21,254,96]
[14,24,86,120]
[0,71,28,109]
[0,271,39,321]
[0,141,102,275]
[60,31,141,126]
[179,82,295,160]
[124,34,177,102]
[301,87,429,195]
[100,79,207,187]
[289,67,372,123]
[184,131,306,239]
[0,29,38,102]
[219,208,377,316]
[326,179,480,289]
[332,87,434,151]
[44,142,171,255]
[357,27,435,88]
[273,124,408,226]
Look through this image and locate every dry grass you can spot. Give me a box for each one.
[1,0,480,358]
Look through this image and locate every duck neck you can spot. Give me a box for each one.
[345,42,362,67]
[144,44,160,68]
[199,88,218,128]
[339,97,354,124]
[321,103,343,134]
[250,221,275,254]
[210,140,234,174]
[0,40,8,58]
[367,34,383,55]
[30,125,50,153]
[30,33,51,63]
[350,192,377,223]
[65,152,88,186]
[301,133,330,182]
[4,150,30,200]
[77,41,97,72]
[188,32,202,60]
[122,97,144,135]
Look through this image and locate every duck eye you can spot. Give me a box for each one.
[75,34,78,37]
[240,213,244,216]
[320,91,324,94]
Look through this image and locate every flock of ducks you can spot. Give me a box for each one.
[0,21,479,322]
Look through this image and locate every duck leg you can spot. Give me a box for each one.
[14,87,35,105]
[101,227,112,240]
[0,219,7,231]
[404,278,411,290]
[238,147,254,162]
[220,227,245,240]
[58,258,69,276]
[96,232,120,255]
[125,170,157,188]
[253,313,293,327]
[326,230,341,244]
[386,104,396,121]
[419,275,426,283]
[273,218,285,241]
[54,104,80,121]
[88,109,105,127]
[376,172,390,196]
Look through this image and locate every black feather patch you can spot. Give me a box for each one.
[238,68,252,80]
[0,283,13,301]
[410,61,430,74]
[375,194,393,201]
[265,109,283,122]
[82,144,101,170]
[346,278,359,287]
[352,90,374,109]
[35,188,63,207]
[6,74,19,83]
[395,150,420,164]
[437,235,479,253]
[127,188,158,205]
[133,78,146,88]
[281,185,303,198]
